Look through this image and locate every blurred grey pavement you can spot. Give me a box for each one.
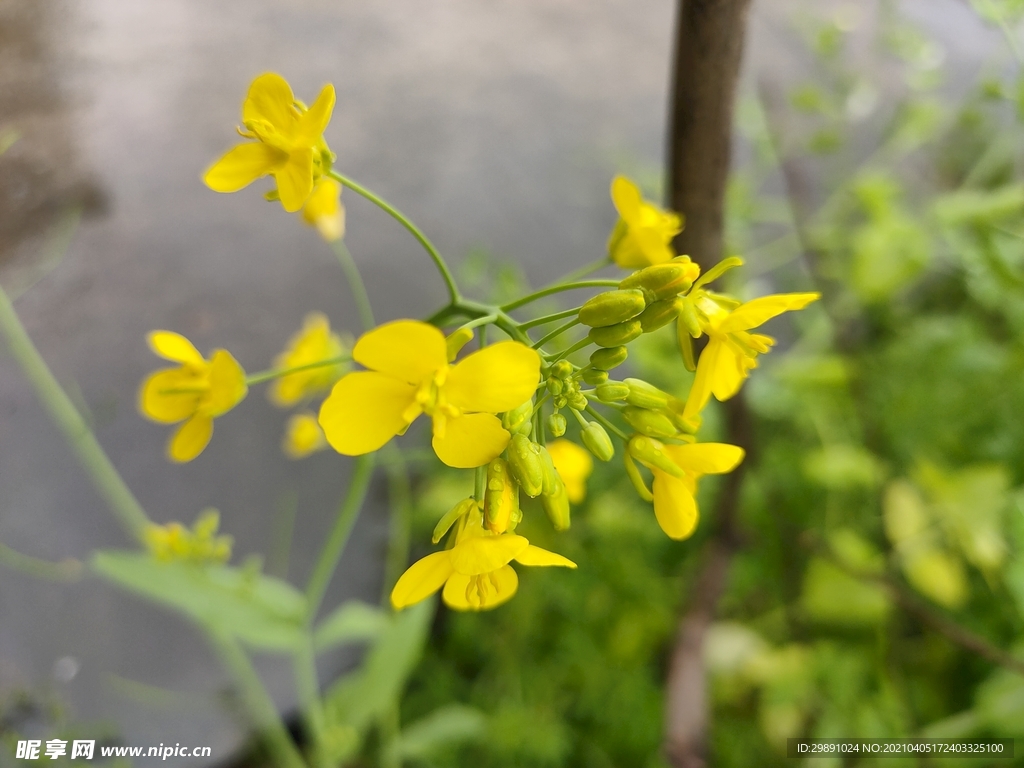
[0,0,1003,763]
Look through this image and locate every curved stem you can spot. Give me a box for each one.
[520,307,582,330]
[531,318,581,350]
[329,170,459,302]
[585,405,629,441]
[246,356,350,386]
[331,240,375,331]
[304,453,376,621]
[551,256,613,285]
[381,444,413,602]
[0,284,151,543]
[501,280,621,313]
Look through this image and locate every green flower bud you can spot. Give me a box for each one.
[551,360,573,379]
[432,497,478,544]
[501,399,534,435]
[596,381,629,402]
[626,435,685,478]
[547,412,567,437]
[507,434,545,497]
[623,378,671,410]
[619,262,699,302]
[638,297,684,333]
[589,320,642,348]
[677,316,696,372]
[578,289,646,328]
[547,376,564,396]
[590,346,628,371]
[485,458,520,534]
[581,368,608,386]
[622,406,679,439]
[541,478,571,531]
[567,392,588,411]
[554,395,568,409]
[538,445,561,496]
[680,298,702,338]
[581,422,615,461]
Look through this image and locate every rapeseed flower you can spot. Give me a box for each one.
[546,439,593,504]
[268,312,347,407]
[301,178,345,241]
[138,332,247,462]
[319,320,541,468]
[391,509,575,611]
[144,510,232,563]
[607,176,683,268]
[204,73,335,212]
[283,412,328,459]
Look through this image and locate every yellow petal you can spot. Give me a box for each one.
[204,142,286,192]
[652,469,699,540]
[663,443,745,476]
[546,439,593,504]
[444,342,541,413]
[717,293,820,333]
[390,551,454,610]
[709,340,746,402]
[205,349,248,416]
[147,331,205,366]
[242,73,299,135]
[319,371,416,455]
[610,176,642,222]
[442,566,519,611]
[283,412,327,459]
[432,412,510,469]
[139,368,201,424]
[682,335,723,421]
[275,147,314,212]
[449,534,529,575]
[301,179,345,242]
[295,84,336,144]
[352,320,448,384]
[168,414,214,463]
[514,545,577,568]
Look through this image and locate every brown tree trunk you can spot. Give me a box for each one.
[663,1,753,766]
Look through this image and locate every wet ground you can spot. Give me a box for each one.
[0,0,1001,763]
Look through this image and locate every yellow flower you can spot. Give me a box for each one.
[546,439,593,504]
[682,292,819,422]
[607,176,683,268]
[283,412,328,459]
[319,320,541,468]
[634,442,745,540]
[269,312,347,407]
[204,73,336,212]
[301,178,345,242]
[144,509,232,563]
[391,509,575,611]
[138,332,248,462]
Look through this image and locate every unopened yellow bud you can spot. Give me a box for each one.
[547,377,565,396]
[626,435,685,478]
[623,378,671,410]
[581,368,608,386]
[590,346,628,371]
[502,399,534,435]
[638,297,684,333]
[567,392,588,410]
[596,381,629,402]
[578,289,646,328]
[581,422,615,461]
[589,320,642,348]
[541,477,571,531]
[538,445,561,496]
[622,406,679,439]
[485,458,520,534]
[507,433,545,497]
[432,497,477,544]
[547,412,567,437]
[619,262,700,302]
[551,360,573,379]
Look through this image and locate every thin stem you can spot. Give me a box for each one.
[981,0,1023,63]
[381,444,413,602]
[457,314,498,333]
[584,405,629,441]
[531,318,581,350]
[550,256,614,285]
[501,280,620,313]
[520,307,582,330]
[329,170,459,302]
[246,356,349,386]
[304,453,376,620]
[0,540,83,582]
[550,337,592,363]
[331,240,375,331]
[0,284,150,542]
[293,637,328,768]
[209,631,307,768]
[474,465,486,503]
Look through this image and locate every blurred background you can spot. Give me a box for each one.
[3,0,1024,766]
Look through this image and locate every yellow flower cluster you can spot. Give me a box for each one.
[144,509,232,563]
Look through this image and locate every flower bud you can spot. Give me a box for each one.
[581,422,615,461]
[547,412,567,437]
[623,378,671,410]
[596,381,629,402]
[567,392,588,411]
[547,376,564,396]
[538,445,560,495]
[554,395,568,409]
[541,478,571,531]
[502,399,534,435]
[551,360,573,379]
[679,299,702,338]
[578,289,646,328]
[589,320,642,348]
[485,458,520,534]
[590,346,628,371]
[619,262,700,302]
[581,368,608,386]
[638,297,684,333]
[626,435,685,478]
[507,433,545,497]
[622,406,679,439]
[432,497,478,544]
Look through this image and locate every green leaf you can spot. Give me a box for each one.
[932,184,1024,227]
[800,558,890,626]
[383,705,487,764]
[313,600,388,652]
[92,551,305,650]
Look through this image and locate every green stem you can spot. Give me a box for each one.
[551,256,613,285]
[246,356,350,386]
[329,170,459,302]
[457,314,498,333]
[331,240,375,331]
[0,540,83,582]
[427,299,531,345]
[0,284,150,542]
[550,337,592,362]
[381,444,413,602]
[474,465,486,503]
[208,631,307,768]
[305,453,376,620]
[585,405,629,441]
[501,280,621,313]
[531,318,581,350]
[981,0,1023,63]
[520,307,582,330]
[293,637,328,768]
